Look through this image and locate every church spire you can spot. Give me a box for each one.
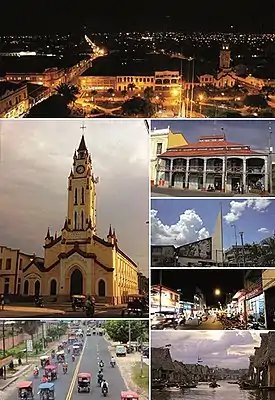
[108,224,112,238]
[78,135,88,152]
[45,227,51,240]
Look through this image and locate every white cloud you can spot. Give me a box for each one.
[258,227,269,234]
[151,208,209,245]
[224,199,271,224]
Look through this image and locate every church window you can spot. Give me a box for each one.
[19,259,23,270]
[6,258,11,270]
[74,211,77,230]
[74,188,78,205]
[0,259,2,269]
[81,187,85,204]
[4,278,9,294]
[23,280,29,295]
[17,278,21,295]
[81,211,84,230]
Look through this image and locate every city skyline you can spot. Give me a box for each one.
[0,119,149,275]
[0,1,273,33]
[151,120,275,152]
[151,199,274,249]
[152,331,261,369]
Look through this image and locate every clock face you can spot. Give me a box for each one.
[76,165,85,174]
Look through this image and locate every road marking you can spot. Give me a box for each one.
[65,339,87,400]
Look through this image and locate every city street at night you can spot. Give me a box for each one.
[150,269,275,330]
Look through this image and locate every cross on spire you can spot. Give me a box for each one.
[80,123,86,133]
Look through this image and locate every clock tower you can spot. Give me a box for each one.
[66,132,98,233]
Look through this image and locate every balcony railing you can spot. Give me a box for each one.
[206,166,223,173]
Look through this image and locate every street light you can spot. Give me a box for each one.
[214,289,221,296]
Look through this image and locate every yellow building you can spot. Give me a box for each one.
[0,135,139,304]
[0,82,29,117]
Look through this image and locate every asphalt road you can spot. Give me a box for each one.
[6,335,126,400]
[151,186,269,197]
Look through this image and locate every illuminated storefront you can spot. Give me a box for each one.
[151,285,180,313]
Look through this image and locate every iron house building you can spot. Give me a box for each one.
[155,134,269,193]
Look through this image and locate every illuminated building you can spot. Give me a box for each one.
[155,133,269,193]
[0,82,29,118]
[151,284,180,313]
[219,44,231,70]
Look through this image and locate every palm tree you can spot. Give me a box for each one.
[121,89,128,97]
[143,87,155,100]
[127,83,136,91]
[55,83,80,105]
[107,88,115,96]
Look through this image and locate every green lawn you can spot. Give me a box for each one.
[132,362,149,393]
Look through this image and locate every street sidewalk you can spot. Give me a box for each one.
[105,336,148,400]
[0,335,68,392]
[1,305,65,317]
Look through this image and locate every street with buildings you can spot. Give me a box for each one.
[150,269,275,331]
[0,320,149,400]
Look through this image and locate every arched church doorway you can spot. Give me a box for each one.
[98,280,106,297]
[50,279,57,296]
[23,280,29,295]
[70,269,83,296]
[34,280,40,296]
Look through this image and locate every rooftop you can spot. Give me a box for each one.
[0,81,25,97]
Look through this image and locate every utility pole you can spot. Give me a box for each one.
[128,321,131,349]
[239,232,246,266]
[140,328,144,377]
[231,224,239,266]
[2,322,6,380]
[159,269,162,313]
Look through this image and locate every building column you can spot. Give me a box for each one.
[264,158,269,193]
[168,159,174,187]
[155,160,159,186]
[243,157,246,193]
[222,157,226,192]
[185,158,189,188]
[202,159,207,190]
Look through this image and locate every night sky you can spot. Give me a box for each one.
[151,269,246,306]
[1,0,274,33]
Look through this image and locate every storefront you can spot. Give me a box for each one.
[151,285,180,313]
[246,286,265,320]
[179,301,194,318]
[232,290,246,317]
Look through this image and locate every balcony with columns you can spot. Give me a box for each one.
[155,155,269,193]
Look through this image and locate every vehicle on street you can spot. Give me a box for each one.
[115,345,127,357]
[121,295,148,317]
[77,372,91,393]
[40,356,50,368]
[73,345,81,356]
[71,295,86,311]
[44,365,57,381]
[86,328,91,336]
[38,382,55,400]
[56,350,65,363]
[121,390,139,400]
[17,381,34,399]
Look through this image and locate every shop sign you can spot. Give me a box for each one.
[246,286,262,300]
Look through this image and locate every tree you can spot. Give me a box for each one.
[261,237,275,266]
[121,89,128,97]
[127,83,136,91]
[21,321,40,342]
[27,95,71,118]
[121,96,156,117]
[107,88,115,95]
[143,87,155,100]
[55,83,80,105]
[243,94,268,109]
[103,321,148,343]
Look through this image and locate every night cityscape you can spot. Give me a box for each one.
[0,2,274,118]
[150,269,275,330]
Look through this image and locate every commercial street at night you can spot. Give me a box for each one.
[151,269,275,330]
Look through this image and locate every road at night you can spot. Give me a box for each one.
[5,335,126,400]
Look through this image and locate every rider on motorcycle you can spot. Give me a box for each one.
[40,375,48,383]
[85,295,95,316]
[97,370,104,384]
[33,365,39,375]
[101,379,109,393]
[99,359,104,368]
[63,361,68,373]
[110,356,116,366]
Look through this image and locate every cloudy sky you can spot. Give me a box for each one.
[152,331,262,369]
[151,198,274,249]
[151,119,275,152]
[0,119,149,275]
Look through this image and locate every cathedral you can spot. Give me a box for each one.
[0,135,139,305]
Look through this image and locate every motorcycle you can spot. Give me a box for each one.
[34,298,44,308]
[33,369,39,377]
[86,305,95,317]
[72,355,75,362]
[63,367,68,374]
[110,361,115,368]
[98,377,103,386]
[102,387,108,397]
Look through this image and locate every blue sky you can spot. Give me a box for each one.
[151,199,275,248]
[151,120,275,151]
